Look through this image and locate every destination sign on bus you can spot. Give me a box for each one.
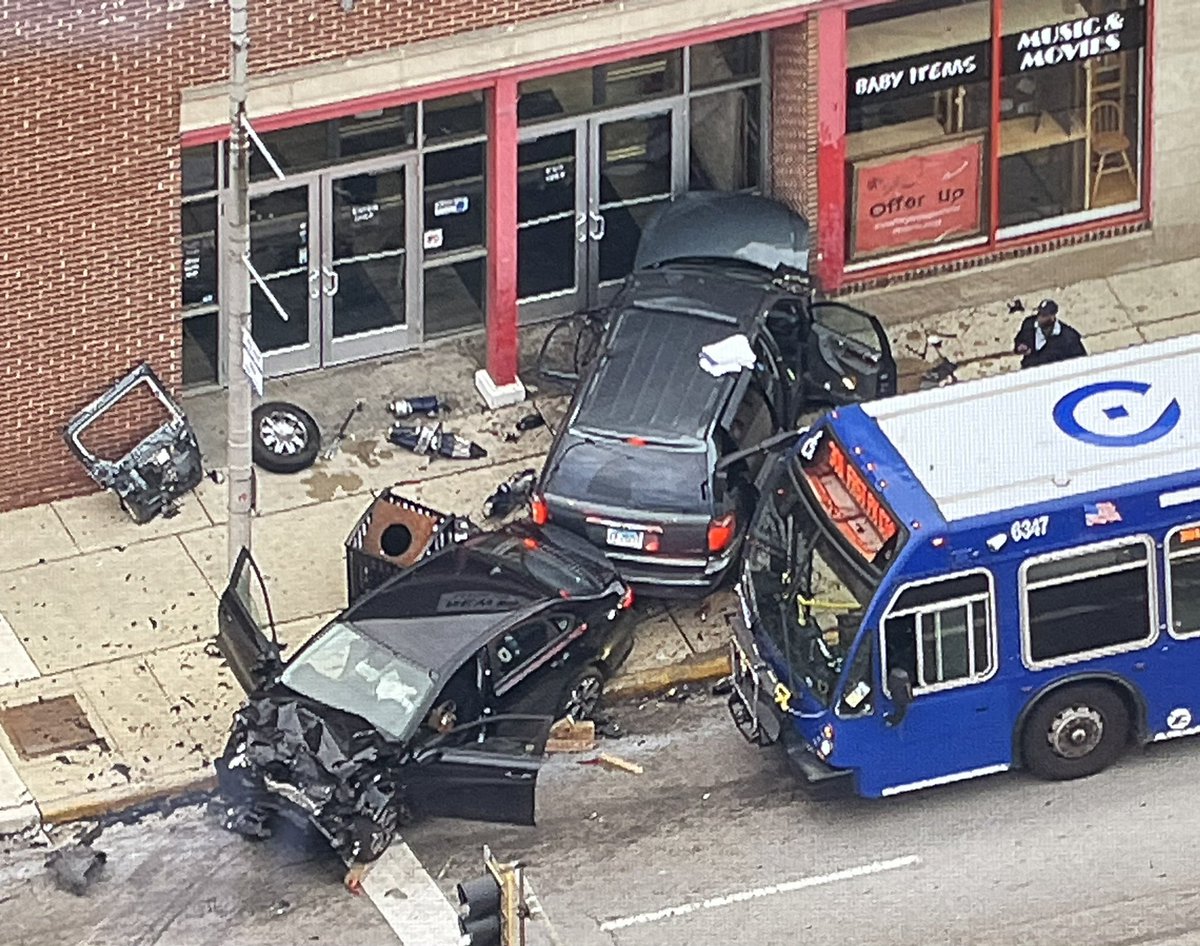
[799,433,898,561]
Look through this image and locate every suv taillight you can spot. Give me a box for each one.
[707,513,737,553]
[531,493,549,525]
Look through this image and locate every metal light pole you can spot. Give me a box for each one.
[225,0,254,575]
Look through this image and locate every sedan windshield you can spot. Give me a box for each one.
[742,457,878,706]
[280,622,435,740]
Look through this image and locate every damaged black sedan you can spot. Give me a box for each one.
[214,523,635,863]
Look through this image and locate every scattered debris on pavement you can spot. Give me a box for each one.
[387,422,487,459]
[579,752,643,775]
[344,860,373,895]
[62,363,204,523]
[321,400,365,460]
[388,395,444,417]
[597,752,643,775]
[44,825,106,895]
[482,468,536,520]
[547,718,596,753]
[515,412,545,432]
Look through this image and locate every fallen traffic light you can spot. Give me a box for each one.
[456,846,524,946]
[457,872,502,946]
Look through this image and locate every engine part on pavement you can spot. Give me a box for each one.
[515,412,546,432]
[251,401,321,474]
[322,399,365,461]
[62,363,205,524]
[482,468,536,520]
[388,395,442,417]
[388,422,487,460]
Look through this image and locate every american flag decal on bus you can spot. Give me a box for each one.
[1084,501,1123,526]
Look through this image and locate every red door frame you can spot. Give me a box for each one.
[815,0,1156,293]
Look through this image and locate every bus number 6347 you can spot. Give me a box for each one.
[1010,515,1050,542]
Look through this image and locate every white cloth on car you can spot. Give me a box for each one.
[698,333,755,377]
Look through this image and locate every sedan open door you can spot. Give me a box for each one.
[804,301,896,404]
[217,548,283,694]
[404,715,553,826]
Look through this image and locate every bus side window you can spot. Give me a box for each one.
[1167,525,1200,637]
[883,573,994,693]
[1023,539,1155,663]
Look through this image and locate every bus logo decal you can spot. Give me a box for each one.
[1053,380,1181,448]
[1167,707,1192,731]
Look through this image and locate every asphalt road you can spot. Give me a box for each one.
[5,693,1200,946]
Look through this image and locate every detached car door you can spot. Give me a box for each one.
[803,301,896,404]
[404,715,552,826]
[216,548,282,693]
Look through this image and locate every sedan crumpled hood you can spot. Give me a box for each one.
[216,694,406,860]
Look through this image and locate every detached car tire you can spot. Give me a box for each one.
[252,401,321,474]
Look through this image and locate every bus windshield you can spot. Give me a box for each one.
[743,455,882,707]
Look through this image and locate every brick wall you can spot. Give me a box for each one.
[0,0,614,513]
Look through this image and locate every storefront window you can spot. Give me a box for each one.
[424,258,485,337]
[423,143,485,257]
[844,0,1147,265]
[517,51,683,123]
[182,311,219,386]
[182,144,221,387]
[423,141,486,337]
[690,85,761,191]
[424,91,486,144]
[997,0,1145,233]
[845,0,992,262]
[337,106,418,161]
[690,35,761,89]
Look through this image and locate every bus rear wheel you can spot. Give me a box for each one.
[1021,684,1129,781]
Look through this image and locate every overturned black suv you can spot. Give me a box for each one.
[532,192,896,598]
[214,520,634,863]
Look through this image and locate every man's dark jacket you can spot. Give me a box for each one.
[1013,315,1087,368]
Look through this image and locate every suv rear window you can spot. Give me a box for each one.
[547,434,710,514]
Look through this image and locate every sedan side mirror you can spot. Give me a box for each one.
[885,668,913,727]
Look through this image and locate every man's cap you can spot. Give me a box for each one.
[1035,299,1059,318]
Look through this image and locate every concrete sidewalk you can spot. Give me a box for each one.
[0,252,1197,835]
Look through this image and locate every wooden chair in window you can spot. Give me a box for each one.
[1088,100,1137,206]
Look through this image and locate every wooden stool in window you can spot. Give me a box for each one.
[1089,100,1137,206]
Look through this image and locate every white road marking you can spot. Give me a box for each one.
[361,841,465,946]
[0,611,39,686]
[599,854,921,931]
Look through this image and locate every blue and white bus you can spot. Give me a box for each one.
[728,334,1200,798]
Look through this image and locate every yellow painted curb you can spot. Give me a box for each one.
[602,648,731,704]
[39,772,217,826]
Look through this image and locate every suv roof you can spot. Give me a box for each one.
[572,267,778,442]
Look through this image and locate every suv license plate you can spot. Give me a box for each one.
[606,527,644,550]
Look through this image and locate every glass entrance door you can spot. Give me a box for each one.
[518,104,683,322]
[248,181,321,376]
[517,126,588,320]
[247,158,417,376]
[323,159,417,364]
[590,109,678,301]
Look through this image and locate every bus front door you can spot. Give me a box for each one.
[858,573,1012,797]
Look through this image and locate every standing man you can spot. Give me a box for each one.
[1012,299,1087,368]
